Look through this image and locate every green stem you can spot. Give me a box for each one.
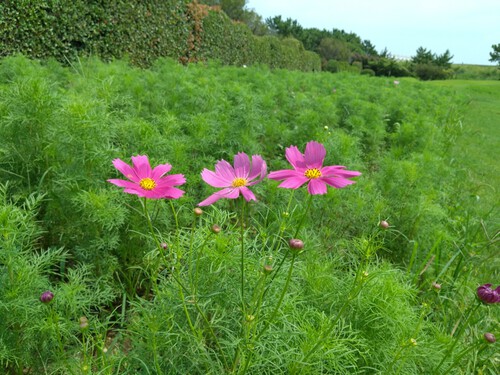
[240,198,247,316]
[142,198,161,249]
[300,273,365,364]
[240,252,297,375]
[264,192,311,299]
[441,341,487,375]
[433,301,481,374]
[255,252,297,342]
[294,194,313,238]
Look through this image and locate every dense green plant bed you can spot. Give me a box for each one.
[0,55,497,374]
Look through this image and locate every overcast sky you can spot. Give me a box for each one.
[246,0,500,65]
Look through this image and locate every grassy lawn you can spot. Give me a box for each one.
[430,80,499,219]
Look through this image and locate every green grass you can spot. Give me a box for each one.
[429,80,499,268]
[452,64,500,80]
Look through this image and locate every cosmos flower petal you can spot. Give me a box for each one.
[107,179,140,189]
[285,146,307,170]
[131,155,152,179]
[239,186,257,202]
[307,179,328,195]
[152,186,185,199]
[151,163,172,180]
[112,158,140,182]
[268,169,302,180]
[304,141,326,169]
[278,176,309,189]
[322,166,362,178]
[198,188,240,206]
[248,155,267,181]
[201,169,231,188]
[322,177,357,188]
[156,174,186,187]
[214,160,237,183]
[234,152,251,178]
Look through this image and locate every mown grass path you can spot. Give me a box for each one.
[430,80,500,217]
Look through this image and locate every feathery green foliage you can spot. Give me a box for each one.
[0,55,497,374]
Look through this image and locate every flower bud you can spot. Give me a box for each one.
[160,242,168,250]
[194,207,203,216]
[409,338,417,346]
[263,265,273,274]
[477,284,500,304]
[79,316,89,330]
[379,220,390,229]
[484,333,496,343]
[40,290,54,303]
[211,224,221,234]
[288,238,304,251]
[432,282,441,290]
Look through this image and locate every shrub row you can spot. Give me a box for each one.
[0,0,320,71]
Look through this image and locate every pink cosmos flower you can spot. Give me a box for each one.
[198,153,267,206]
[268,141,361,195]
[108,155,185,199]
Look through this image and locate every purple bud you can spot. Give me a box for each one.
[40,290,54,303]
[484,333,496,343]
[160,242,168,250]
[477,284,500,304]
[379,220,389,229]
[288,239,304,251]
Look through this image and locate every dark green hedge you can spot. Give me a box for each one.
[0,0,320,71]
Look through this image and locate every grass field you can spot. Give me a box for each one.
[430,80,499,236]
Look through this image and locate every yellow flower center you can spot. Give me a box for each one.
[139,177,156,190]
[232,177,247,187]
[304,168,322,179]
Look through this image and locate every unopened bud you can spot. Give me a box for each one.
[409,338,417,346]
[40,290,54,303]
[211,224,221,234]
[79,316,89,330]
[263,265,273,274]
[288,238,304,251]
[246,314,255,322]
[194,207,203,216]
[379,220,389,229]
[160,242,168,250]
[432,282,441,290]
[484,333,496,343]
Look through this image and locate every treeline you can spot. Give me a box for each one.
[0,0,320,71]
[0,0,455,79]
[264,16,454,80]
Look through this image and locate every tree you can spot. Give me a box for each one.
[411,47,434,65]
[434,49,453,68]
[199,0,247,21]
[265,16,303,38]
[317,37,351,62]
[241,10,268,36]
[489,43,500,65]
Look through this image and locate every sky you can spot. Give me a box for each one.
[246,0,500,65]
